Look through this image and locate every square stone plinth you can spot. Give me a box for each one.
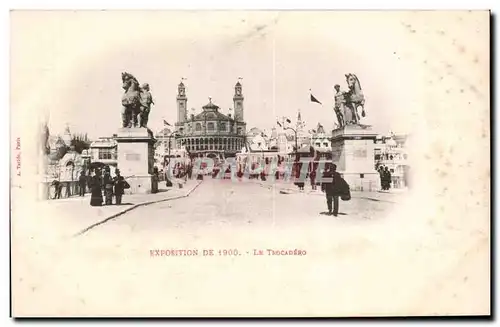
[115,128,156,194]
[331,124,380,191]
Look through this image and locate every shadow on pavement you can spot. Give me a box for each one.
[320,211,348,216]
[363,198,381,202]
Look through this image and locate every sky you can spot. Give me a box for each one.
[11,11,437,140]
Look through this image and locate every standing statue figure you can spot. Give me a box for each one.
[344,73,366,125]
[121,72,142,128]
[333,84,346,127]
[139,83,154,128]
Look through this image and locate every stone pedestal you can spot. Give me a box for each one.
[331,124,379,192]
[115,128,156,194]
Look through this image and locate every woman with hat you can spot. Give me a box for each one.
[89,169,103,206]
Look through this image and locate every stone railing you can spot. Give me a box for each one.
[39,181,88,200]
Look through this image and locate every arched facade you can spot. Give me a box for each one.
[174,80,247,158]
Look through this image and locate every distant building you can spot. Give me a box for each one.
[154,127,172,166]
[247,127,264,138]
[310,123,331,151]
[277,131,295,154]
[47,135,68,162]
[273,110,311,155]
[173,80,247,159]
[295,109,309,148]
[374,133,410,188]
[89,136,118,167]
[268,127,278,150]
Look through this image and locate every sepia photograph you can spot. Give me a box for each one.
[10,10,490,317]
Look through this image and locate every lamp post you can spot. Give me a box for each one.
[167,130,180,160]
[162,130,181,185]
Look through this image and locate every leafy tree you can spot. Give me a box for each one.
[70,133,91,154]
[42,123,50,155]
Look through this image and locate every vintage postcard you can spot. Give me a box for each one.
[10,10,490,317]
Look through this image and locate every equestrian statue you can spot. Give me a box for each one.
[121,72,154,128]
[333,73,366,128]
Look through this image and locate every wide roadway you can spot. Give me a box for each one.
[13,179,489,316]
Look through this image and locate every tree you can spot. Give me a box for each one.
[42,123,50,155]
[70,133,91,154]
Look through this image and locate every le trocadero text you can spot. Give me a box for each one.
[149,249,308,257]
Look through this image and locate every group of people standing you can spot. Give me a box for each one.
[87,166,130,207]
[164,158,192,186]
[293,153,321,191]
[378,166,392,191]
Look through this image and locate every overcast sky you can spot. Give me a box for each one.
[11,11,436,140]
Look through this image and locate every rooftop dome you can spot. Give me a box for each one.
[157,127,172,136]
[316,123,325,134]
[202,101,220,111]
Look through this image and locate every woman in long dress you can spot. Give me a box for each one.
[90,169,103,206]
[293,154,305,191]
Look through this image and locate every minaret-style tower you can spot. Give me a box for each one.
[177,80,187,123]
[233,79,244,122]
[296,109,305,135]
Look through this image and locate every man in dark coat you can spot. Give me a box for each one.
[151,167,159,194]
[384,167,392,190]
[293,154,305,191]
[113,169,128,205]
[51,180,63,199]
[308,153,320,191]
[187,161,193,179]
[78,171,87,196]
[103,166,114,205]
[321,162,343,216]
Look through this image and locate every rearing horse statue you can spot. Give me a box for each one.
[121,72,142,128]
[344,74,366,125]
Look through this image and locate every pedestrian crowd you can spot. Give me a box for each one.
[164,157,192,186]
[88,166,130,206]
[378,165,392,191]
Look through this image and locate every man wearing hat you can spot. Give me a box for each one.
[320,162,344,216]
[78,171,87,196]
[113,169,129,205]
[51,179,63,199]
